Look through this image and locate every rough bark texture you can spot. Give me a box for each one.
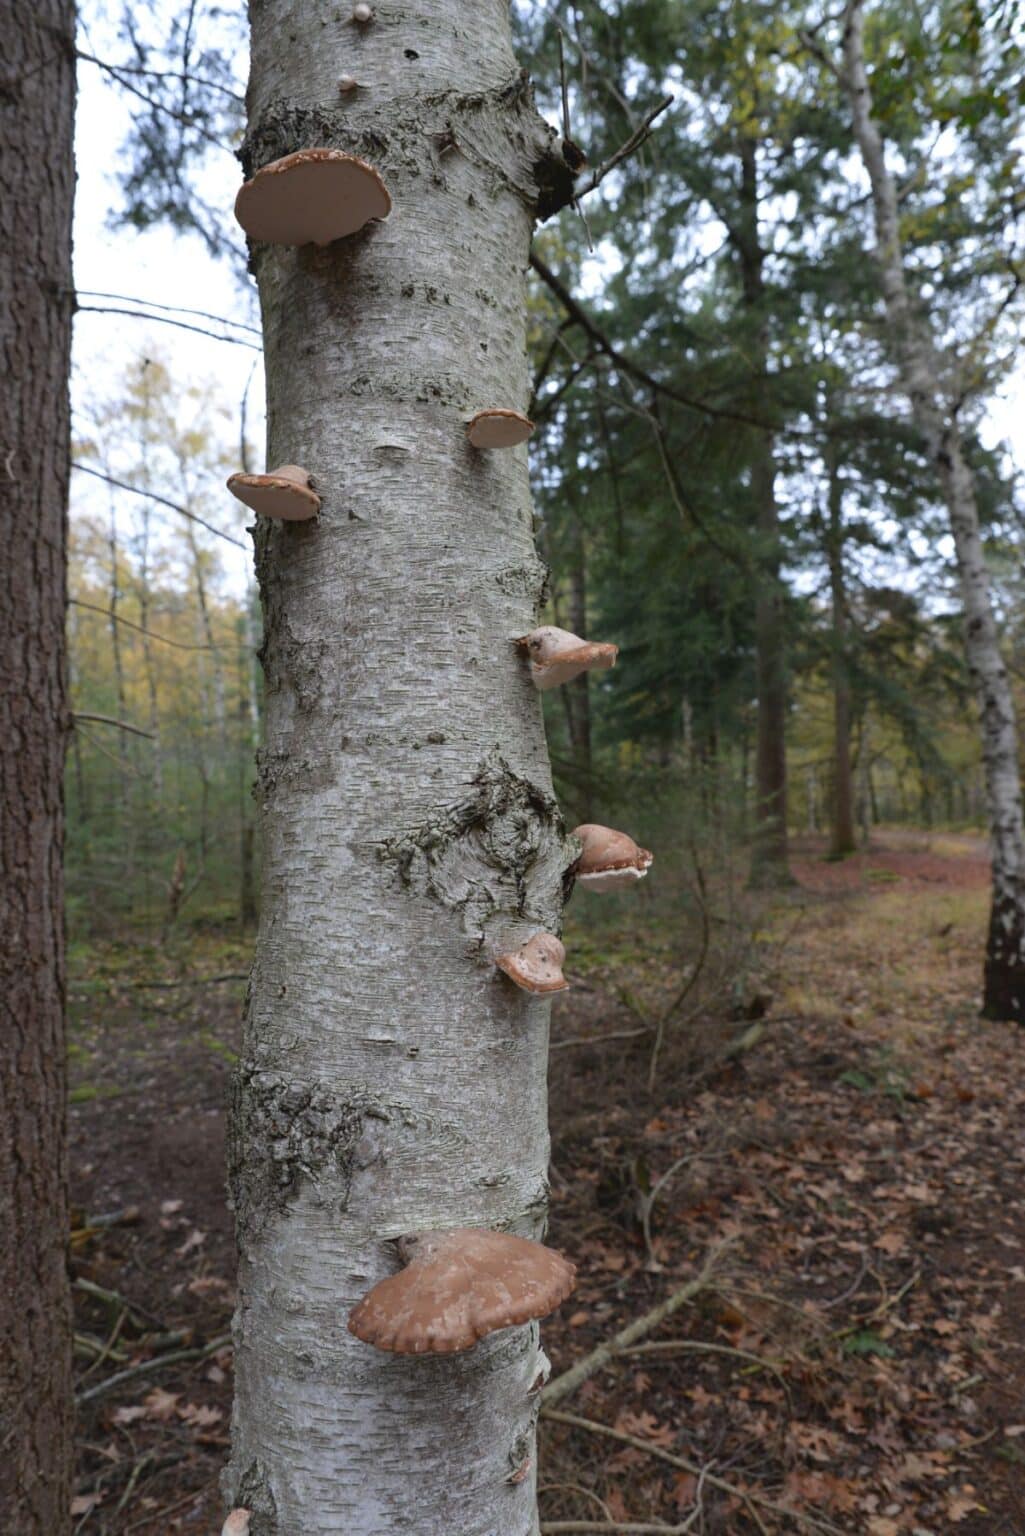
[0,3,76,1529]
[227,4,576,1531]
[842,0,1025,1019]
[735,140,790,887]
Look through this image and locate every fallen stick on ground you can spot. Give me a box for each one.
[541,1409,846,1536]
[541,1246,727,1409]
[541,1523,698,1534]
[76,1333,231,1405]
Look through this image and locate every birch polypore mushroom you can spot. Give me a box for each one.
[467,409,535,449]
[226,465,320,521]
[234,150,391,246]
[572,823,653,892]
[517,626,618,691]
[348,1228,576,1353]
[495,931,569,994]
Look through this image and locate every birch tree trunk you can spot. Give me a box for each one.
[841,0,1025,1019]
[0,2,76,1527]
[227,4,578,1530]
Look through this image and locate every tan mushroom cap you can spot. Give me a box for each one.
[234,149,391,246]
[221,1512,251,1536]
[347,1228,576,1353]
[516,626,618,691]
[496,931,569,994]
[467,409,535,449]
[572,823,653,891]
[226,464,320,521]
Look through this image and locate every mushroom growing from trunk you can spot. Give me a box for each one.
[221,1512,251,1536]
[495,931,569,994]
[234,149,391,246]
[571,824,653,892]
[516,626,618,691]
[226,465,320,521]
[348,1228,576,1353]
[467,409,535,449]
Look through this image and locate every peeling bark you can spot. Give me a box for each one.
[841,0,1025,1019]
[228,3,573,1529]
[0,3,76,1529]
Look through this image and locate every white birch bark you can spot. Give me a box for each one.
[841,0,1025,1018]
[226,3,578,1530]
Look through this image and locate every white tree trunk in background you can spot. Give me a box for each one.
[226,3,578,1531]
[841,0,1025,1020]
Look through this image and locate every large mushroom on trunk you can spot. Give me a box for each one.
[234,149,391,246]
[517,626,618,691]
[495,931,569,994]
[571,824,653,892]
[348,1228,576,1354]
[467,408,535,449]
[227,464,320,521]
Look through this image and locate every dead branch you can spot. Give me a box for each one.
[542,1247,726,1409]
[75,1333,231,1406]
[541,1410,846,1536]
[73,713,154,740]
[72,462,248,551]
[575,94,675,199]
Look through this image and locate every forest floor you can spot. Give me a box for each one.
[67,829,1025,1535]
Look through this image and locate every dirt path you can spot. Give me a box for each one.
[68,835,1025,1533]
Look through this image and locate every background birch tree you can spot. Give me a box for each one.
[827,0,1025,1018]
[225,2,581,1530]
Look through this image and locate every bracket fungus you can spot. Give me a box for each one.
[467,409,535,449]
[516,626,618,691]
[221,1513,251,1536]
[226,464,320,521]
[234,149,391,246]
[347,1228,576,1353]
[571,823,653,892]
[496,931,569,994]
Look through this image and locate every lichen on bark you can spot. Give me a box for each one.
[228,1065,386,1243]
[378,750,573,938]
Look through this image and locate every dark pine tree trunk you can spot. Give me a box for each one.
[825,436,856,858]
[735,140,790,887]
[0,3,76,1530]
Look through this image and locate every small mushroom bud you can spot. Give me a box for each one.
[467,408,534,449]
[496,931,569,994]
[221,1513,251,1536]
[348,1228,576,1353]
[352,1,373,20]
[338,74,360,92]
[571,824,653,892]
[226,465,320,522]
[234,149,390,246]
[515,626,618,691]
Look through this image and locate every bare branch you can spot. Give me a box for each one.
[72,463,248,551]
[73,713,155,740]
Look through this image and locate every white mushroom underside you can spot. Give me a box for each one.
[237,157,390,245]
[577,866,648,892]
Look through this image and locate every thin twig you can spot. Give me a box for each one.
[575,95,675,198]
[76,305,261,350]
[76,1333,231,1405]
[550,1025,653,1051]
[70,597,216,652]
[73,713,154,740]
[72,463,247,551]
